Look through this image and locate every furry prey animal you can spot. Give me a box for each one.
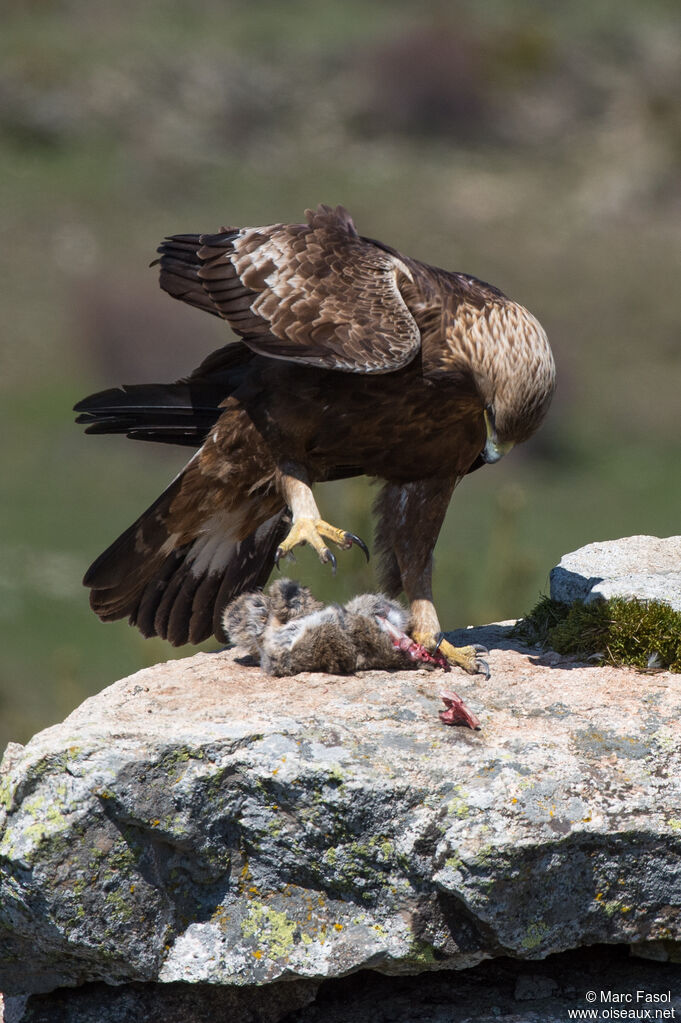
[224,579,481,729]
[75,203,555,674]
[223,578,443,676]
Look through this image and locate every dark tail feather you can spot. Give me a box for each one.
[74,342,254,447]
[74,382,221,446]
[85,465,289,646]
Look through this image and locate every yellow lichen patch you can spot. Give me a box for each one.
[3,792,70,855]
[445,787,470,819]
[0,776,13,811]
[241,902,299,961]
[521,921,548,951]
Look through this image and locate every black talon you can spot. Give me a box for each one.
[345,532,370,562]
[323,548,337,575]
[479,658,491,680]
[274,547,295,570]
[473,644,489,656]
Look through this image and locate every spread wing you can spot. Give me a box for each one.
[155,204,421,374]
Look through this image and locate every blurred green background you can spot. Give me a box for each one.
[2,0,680,748]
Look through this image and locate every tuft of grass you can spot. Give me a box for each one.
[515,596,681,673]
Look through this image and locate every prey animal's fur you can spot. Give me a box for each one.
[224,579,481,729]
[224,578,442,676]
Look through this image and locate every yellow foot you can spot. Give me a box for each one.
[274,518,369,573]
[413,632,490,678]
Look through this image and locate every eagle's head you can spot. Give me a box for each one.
[478,303,556,464]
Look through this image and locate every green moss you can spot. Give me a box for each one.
[515,596,681,672]
[514,596,572,646]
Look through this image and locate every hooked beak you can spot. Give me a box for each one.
[483,408,514,464]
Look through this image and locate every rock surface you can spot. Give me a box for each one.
[550,534,681,609]
[1,626,681,1003]
[5,946,681,1022]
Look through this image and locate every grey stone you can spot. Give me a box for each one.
[550,535,681,609]
[630,940,681,963]
[8,947,681,1023]
[1,638,681,1000]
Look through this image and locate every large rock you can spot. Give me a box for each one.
[1,627,681,1004]
[5,947,681,1022]
[550,534,681,609]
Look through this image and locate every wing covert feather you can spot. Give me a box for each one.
[191,204,421,374]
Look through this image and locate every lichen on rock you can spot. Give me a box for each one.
[1,630,681,1001]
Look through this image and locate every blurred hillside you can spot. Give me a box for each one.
[1,0,680,746]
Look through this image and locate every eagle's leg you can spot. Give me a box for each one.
[410,599,489,677]
[374,478,490,677]
[275,465,369,571]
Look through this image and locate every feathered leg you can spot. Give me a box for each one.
[374,477,489,676]
[274,463,369,571]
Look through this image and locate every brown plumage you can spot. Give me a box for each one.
[75,203,555,670]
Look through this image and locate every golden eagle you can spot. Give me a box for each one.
[75,204,555,674]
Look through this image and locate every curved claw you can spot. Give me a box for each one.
[274,546,295,571]
[273,518,365,574]
[468,645,490,679]
[344,532,370,562]
[320,548,337,575]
